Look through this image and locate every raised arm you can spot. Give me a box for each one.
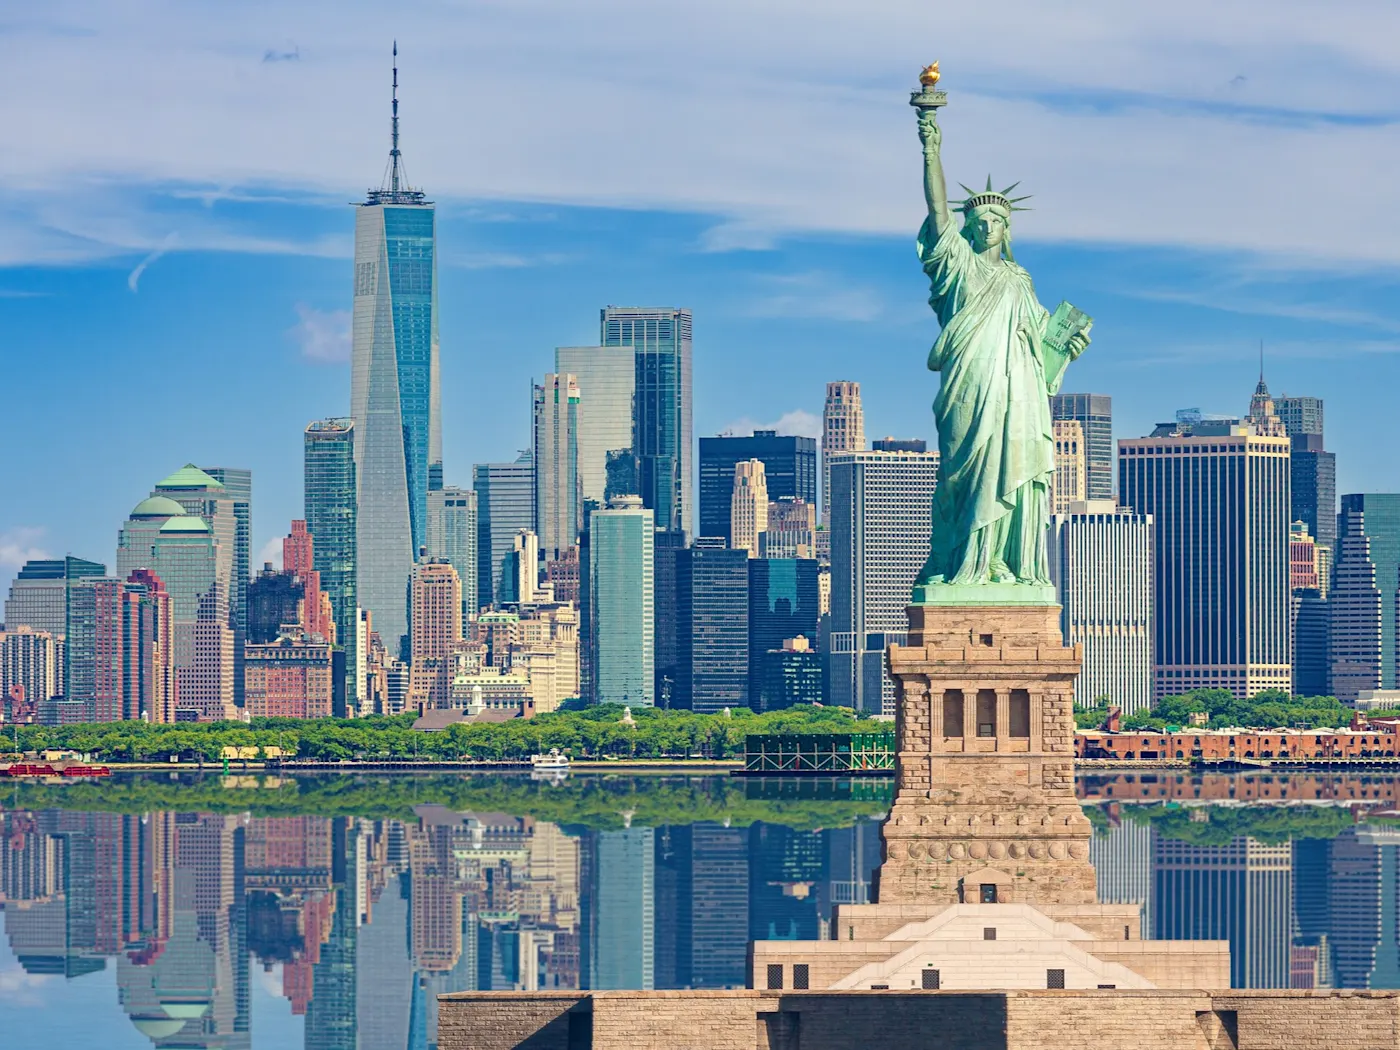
[918,111,953,239]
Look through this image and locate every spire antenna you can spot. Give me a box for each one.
[390,41,401,194]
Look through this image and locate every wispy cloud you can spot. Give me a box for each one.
[0,962,52,1007]
[0,526,49,572]
[718,409,821,439]
[127,231,177,292]
[289,304,351,364]
[256,536,283,571]
[743,272,884,323]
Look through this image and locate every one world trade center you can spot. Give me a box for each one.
[350,45,441,655]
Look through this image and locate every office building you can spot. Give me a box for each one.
[533,374,583,561]
[1245,376,1287,438]
[150,514,235,721]
[760,498,816,560]
[0,626,57,710]
[1329,506,1383,703]
[1338,494,1400,688]
[121,568,173,723]
[757,636,824,711]
[729,460,768,558]
[652,529,686,709]
[506,529,541,605]
[1291,435,1337,563]
[245,627,334,719]
[152,465,241,707]
[1088,819,1152,934]
[1291,521,1321,592]
[822,382,864,525]
[284,520,335,643]
[1048,501,1154,713]
[586,828,655,990]
[305,418,358,705]
[201,466,252,707]
[247,565,305,645]
[545,547,581,605]
[588,496,654,705]
[1276,395,1324,438]
[556,345,635,509]
[3,556,106,696]
[1051,393,1113,501]
[1051,419,1087,515]
[1120,422,1291,700]
[67,577,127,722]
[408,559,461,710]
[870,437,926,453]
[676,544,749,713]
[698,431,817,544]
[828,450,939,714]
[1290,521,1329,697]
[602,307,692,536]
[474,453,534,609]
[748,558,821,711]
[350,55,440,658]
[427,486,478,620]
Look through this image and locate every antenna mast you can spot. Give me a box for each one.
[364,41,427,205]
[390,41,401,194]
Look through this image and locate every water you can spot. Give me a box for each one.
[2,770,1398,1048]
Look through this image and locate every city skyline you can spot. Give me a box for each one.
[5,10,1400,599]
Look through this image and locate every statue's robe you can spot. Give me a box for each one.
[917,216,1058,586]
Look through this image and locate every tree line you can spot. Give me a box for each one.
[1074,688,1398,733]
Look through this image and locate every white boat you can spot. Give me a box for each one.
[530,749,570,773]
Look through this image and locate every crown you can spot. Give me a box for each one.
[955,176,1032,214]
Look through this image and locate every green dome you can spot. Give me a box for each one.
[159,515,211,534]
[130,496,186,519]
[131,1017,186,1039]
[155,464,222,491]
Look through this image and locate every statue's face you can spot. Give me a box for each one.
[968,206,1008,253]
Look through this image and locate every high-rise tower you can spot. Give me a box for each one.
[305,418,358,707]
[351,45,441,657]
[822,382,864,525]
[602,307,692,537]
[533,374,582,561]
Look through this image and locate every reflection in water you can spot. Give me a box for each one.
[12,772,1400,1046]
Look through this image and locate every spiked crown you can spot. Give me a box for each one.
[955,176,1032,215]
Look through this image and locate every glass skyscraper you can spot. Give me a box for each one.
[305,419,358,707]
[1339,494,1400,689]
[474,454,534,609]
[351,59,440,656]
[1051,393,1113,502]
[201,467,251,707]
[427,486,478,621]
[556,345,635,509]
[602,307,692,537]
[676,545,749,713]
[698,431,818,544]
[589,496,654,706]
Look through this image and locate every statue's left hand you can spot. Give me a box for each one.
[1067,326,1092,358]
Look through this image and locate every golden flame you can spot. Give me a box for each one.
[919,61,941,87]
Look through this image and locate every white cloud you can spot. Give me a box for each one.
[1,1,1400,264]
[0,961,52,1006]
[719,409,822,439]
[256,536,284,571]
[0,527,49,572]
[127,231,178,292]
[289,303,351,363]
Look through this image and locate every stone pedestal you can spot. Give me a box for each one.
[875,604,1097,906]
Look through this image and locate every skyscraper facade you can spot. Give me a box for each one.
[427,487,478,621]
[602,307,692,536]
[1291,435,1337,559]
[533,374,582,561]
[408,559,461,710]
[245,629,335,719]
[3,556,106,698]
[247,566,304,646]
[0,625,57,710]
[555,345,635,509]
[760,498,816,560]
[729,460,768,558]
[1275,395,1324,438]
[150,514,234,721]
[350,57,440,657]
[748,558,821,711]
[827,449,940,714]
[1120,428,1291,699]
[676,545,750,713]
[1329,506,1383,702]
[201,466,252,707]
[588,496,654,706]
[305,418,358,706]
[698,432,817,544]
[1339,494,1400,689]
[1051,393,1113,501]
[284,520,335,644]
[474,454,534,610]
[1048,501,1154,713]
[152,465,241,705]
[1050,419,1086,515]
[822,381,864,525]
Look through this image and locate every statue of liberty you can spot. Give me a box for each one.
[910,64,1092,603]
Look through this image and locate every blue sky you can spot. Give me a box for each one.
[3,0,1400,596]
